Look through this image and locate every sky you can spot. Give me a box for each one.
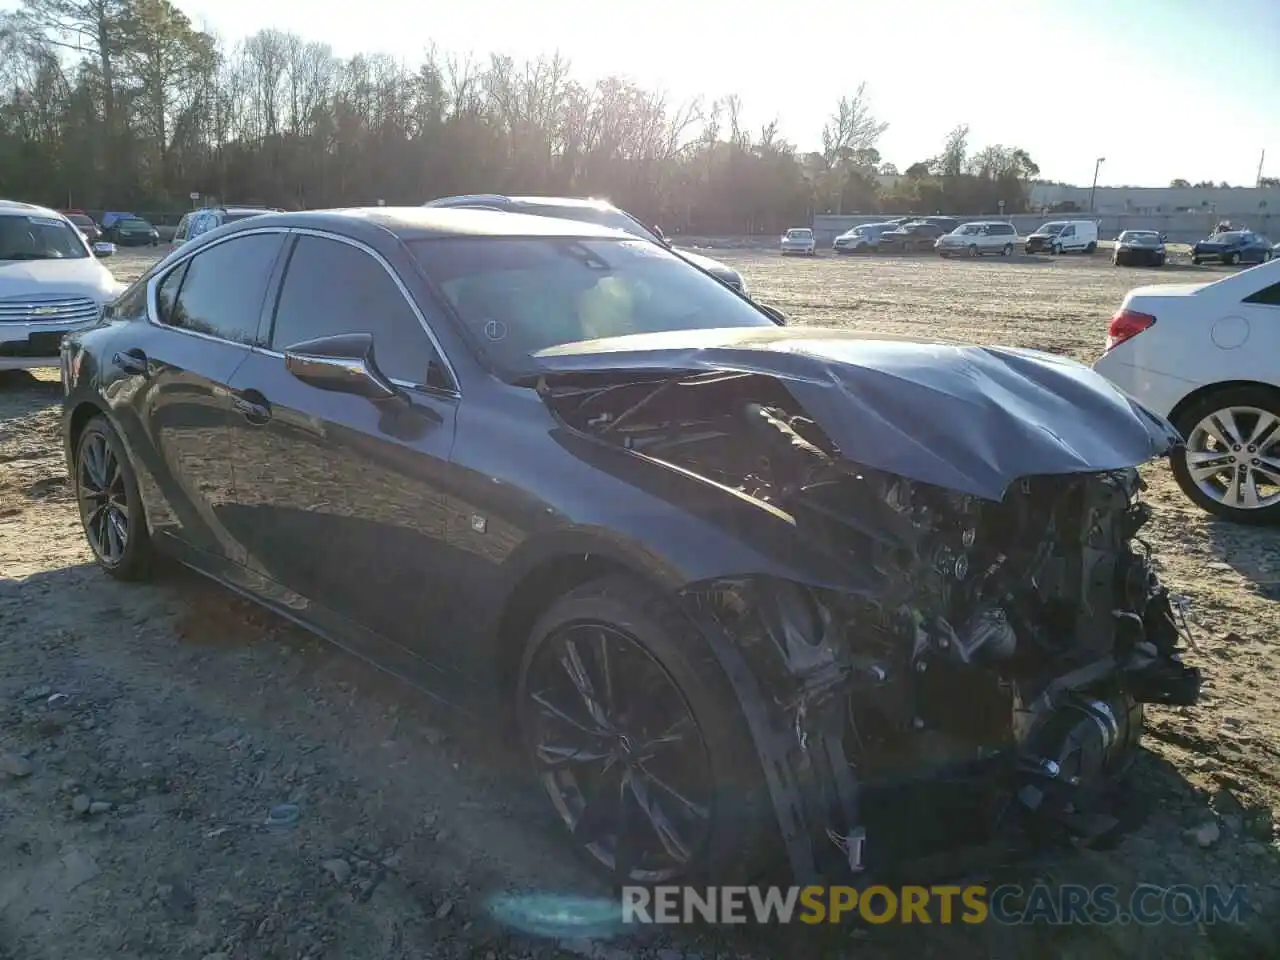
[15,0,1280,186]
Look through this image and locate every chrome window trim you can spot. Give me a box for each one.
[143,225,461,396]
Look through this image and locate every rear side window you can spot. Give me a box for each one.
[989,224,1014,236]
[162,233,283,344]
[269,235,445,388]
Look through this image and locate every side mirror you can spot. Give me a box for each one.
[92,241,115,258]
[653,225,671,247]
[758,303,788,325]
[284,332,399,401]
[1160,234,1168,242]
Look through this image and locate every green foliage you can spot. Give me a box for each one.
[0,6,1042,228]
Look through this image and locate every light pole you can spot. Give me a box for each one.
[1089,157,1106,212]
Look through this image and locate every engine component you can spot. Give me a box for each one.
[954,605,1017,663]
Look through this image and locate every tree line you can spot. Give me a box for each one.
[1,0,1045,233]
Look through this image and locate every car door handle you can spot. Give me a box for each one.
[232,394,271,424]
[113,348,149,376]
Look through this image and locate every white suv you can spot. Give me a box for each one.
[0,201,124,372]
[172,206,280,247]
[935,221,1018,257]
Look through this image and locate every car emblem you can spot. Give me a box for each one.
[31,306,58,316]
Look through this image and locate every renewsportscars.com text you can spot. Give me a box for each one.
[621,884,1248,926]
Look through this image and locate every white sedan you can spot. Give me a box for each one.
[780,228,817,256]
[1093,259,1280,523]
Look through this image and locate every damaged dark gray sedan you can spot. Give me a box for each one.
[61,208,1201,888]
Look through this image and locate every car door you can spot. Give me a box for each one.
[114,229,287,571]
[224,231,468,689]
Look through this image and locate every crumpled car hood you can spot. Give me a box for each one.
[532,326,1181,500]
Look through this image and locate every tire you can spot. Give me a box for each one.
[73,415,154,579]
[1192,257,1201,266]
[1263,250,1273,263]
[1085,241,1097,254]
[515,575,777,885]
[1002,244,1012,256]
[1154,255,1165,268]
[1170,385,1280,525]
[967,244,978,258]
[1227,252,1241,266]
[1051,242,1061,256]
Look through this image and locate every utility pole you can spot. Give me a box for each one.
[1089,157,1106,212]
[1258,150,1266,187]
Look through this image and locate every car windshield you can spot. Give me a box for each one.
[66,214,94,228]
[410,237,774,379]
[786,229,812,238]
[1213,232,1246,242]
[0,213,90,261]
[516,203,659,243]
[1038,223,1066,235]
[120,218,152,230]
[958,225,981,235]
[1120,231,1158,242]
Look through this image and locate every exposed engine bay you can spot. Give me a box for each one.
[540,368,1202,880]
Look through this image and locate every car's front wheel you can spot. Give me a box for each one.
[1171,386,1280,525]
[1002,243,1013,256]
[74,415,154,578]
[1227,252,1241,266]
[516,575,775,884]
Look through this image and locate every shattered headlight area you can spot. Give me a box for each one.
[540,369,1202,882]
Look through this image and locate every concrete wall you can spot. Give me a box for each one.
[811,212,1278,246]
[1028,183,1279,217]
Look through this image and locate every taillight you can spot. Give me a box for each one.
[1106,308,1156,352]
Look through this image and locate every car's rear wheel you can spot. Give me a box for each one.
[74,415,154,579]
[516,575,775,884]
[967,244,978,257]
[1085,241,1097,254]
[1171,386,1280,525]
[1227,252,1241,266]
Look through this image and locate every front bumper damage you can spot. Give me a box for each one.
[682,573,1201,884]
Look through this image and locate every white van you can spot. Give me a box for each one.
[1024,219,1099,255]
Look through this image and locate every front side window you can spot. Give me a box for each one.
[0,214,89,261]
[270,235,445,388]
[410,237,775,379]
[161,233,283,344]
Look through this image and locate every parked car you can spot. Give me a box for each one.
[878,220,948,252]
[935,221,1018,258]
[1024,220,1099,255]
[423,194,749,294]
[832,222,894,254]
[0,200,123,371]
[60,210,103,243]
[1112,230,1167,268]
[173,206,282,247]
[1093,258,1280,523]
[103,213,160,247]
[919,216,962,234]
[59,206,1199,884]
[780,227,817,255]
[1190,230,1273,266]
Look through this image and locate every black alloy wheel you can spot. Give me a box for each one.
[75,416,153,579]
[521,619,714,883]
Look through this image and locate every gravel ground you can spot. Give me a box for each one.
[1,247,1278,959]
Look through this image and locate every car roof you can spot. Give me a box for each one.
[427,194,620,212]
[198,206,631,244]
[0,199,64,219]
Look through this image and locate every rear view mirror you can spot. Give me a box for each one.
[284,332,399,401]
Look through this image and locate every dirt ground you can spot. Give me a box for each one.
[1,248,1277,960]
